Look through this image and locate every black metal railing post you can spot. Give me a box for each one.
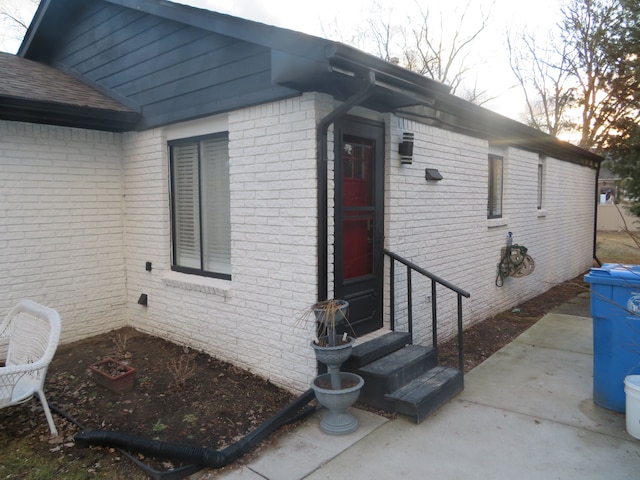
[384,249,470,374]
[457,293,464,372]
[389,258,395,330]
[407,265,413,339]
[431,280,437,353]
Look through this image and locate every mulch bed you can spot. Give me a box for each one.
[439,274,588,372]
[0,274,588,478]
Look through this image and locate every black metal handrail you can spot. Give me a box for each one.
[384,249,471,373]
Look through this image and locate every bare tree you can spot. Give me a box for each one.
[320,1,393,53]
[506,0,639,149]
[561,0,638,149]
[320,0,495,104]
[0,0,39,52]
[365,5,397,62]
[405,0,493,100]
[1,0,31,30]
[507,30,576,137]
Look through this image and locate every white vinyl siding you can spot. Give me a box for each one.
[170,134,231,278]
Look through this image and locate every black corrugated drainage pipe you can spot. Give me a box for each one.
[75,389,316,473]
[316,70,377,302]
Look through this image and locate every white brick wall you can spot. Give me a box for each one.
[0,120,127,343]
[0,94,597,393]
[120,93,324,392]
[385,115,595,345]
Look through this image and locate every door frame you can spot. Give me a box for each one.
[333,115,385,336]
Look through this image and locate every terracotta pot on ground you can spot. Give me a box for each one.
[89,358,136,393]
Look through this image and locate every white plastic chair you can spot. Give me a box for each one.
[0,300,61,436]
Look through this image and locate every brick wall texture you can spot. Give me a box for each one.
[0,121,127,342]
[0,93,597,392]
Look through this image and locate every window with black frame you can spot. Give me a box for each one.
[169,133,231,279]
[537,156,545,210]
[488,153,503,218]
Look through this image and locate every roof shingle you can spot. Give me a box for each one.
[0,52,134,112]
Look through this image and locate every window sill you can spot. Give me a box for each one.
[537,209,547,218]
[486,217,509,228]
[162,271,232,297]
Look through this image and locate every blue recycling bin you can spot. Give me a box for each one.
[584,264,640,413]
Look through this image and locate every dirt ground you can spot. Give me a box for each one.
[0,230,636,479]
[0,277,587,480]
[438,274,587,372]
[0,329,296,479]
[439,230,639,372]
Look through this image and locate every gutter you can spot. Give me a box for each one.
[316,71,377,301]
[0,97,140,132]
[325,43,451,96]
[593,161,603,266]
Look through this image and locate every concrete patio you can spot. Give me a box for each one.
[204,292,640,479]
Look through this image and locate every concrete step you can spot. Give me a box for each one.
[355,345,437,411]
[343,331,411,370]
[386,366,463,423]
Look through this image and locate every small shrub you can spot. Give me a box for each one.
[111,333,132,361]
[167,347,197,389]
[152,422,167,432]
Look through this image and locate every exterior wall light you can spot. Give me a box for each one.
[399,132,414,164]
[425,168,443,181]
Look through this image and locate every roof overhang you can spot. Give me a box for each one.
[272,45,602,169]
[0,96,141,132]
[17,0,604,167]
[400,96,602,168]
[0,50,141,132]
[271,44,450,113]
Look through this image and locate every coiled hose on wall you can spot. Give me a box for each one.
[72,388,317,479]
[495,244,535,287]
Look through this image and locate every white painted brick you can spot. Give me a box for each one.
[117,95,323,392]
[0,120,127,343]
[385,117,595,345]
[1,89,597,395]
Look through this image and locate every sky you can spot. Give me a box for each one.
[0,0,564,121]
[179,0,564,119]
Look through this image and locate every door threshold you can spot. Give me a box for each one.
[356,327,392,343]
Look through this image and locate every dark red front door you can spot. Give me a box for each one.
[335,118,384,337]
